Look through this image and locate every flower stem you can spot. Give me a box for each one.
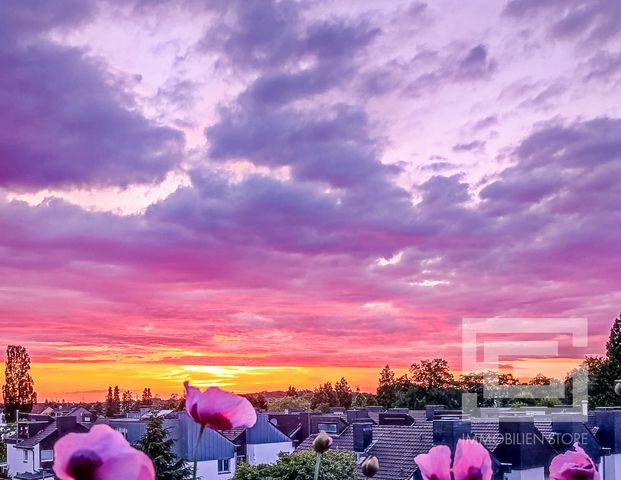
[314,452,322,480]
[193,425,205,480]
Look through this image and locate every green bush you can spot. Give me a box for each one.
[233,450,356,480]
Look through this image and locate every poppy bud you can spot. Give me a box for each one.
[313,431,333,454]
[361,455,379,477]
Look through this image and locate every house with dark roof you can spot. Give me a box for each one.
[296,407,612,480]
[4,415,90,479]
[100,412,238,480]
[221,414,294,465]
[470,416,555,480]
[100,412,293,479]
[268,410,353,446]
[589,408,621,478]
[298,419,434,480]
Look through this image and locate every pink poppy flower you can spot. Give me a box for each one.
[53,424,154,480]
[453,439,493,480]
[415,444,452,480]
[184,381,257,430]
[550,444,599,480]
[415,439,492,480]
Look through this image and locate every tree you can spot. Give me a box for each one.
[498,373,520,386]
[91,401,104,416]
[286,386,298,397]
[565,356,607,406]
[606,313,621,368]
[528,373,552,385]
[141,388,153,406]
[334,377,353,409]
[232,450,355,480]
[311,382,337,410]
[105,386,116,417]
[599,313,621,405]
[376,365,397,408]
[352,389,377,408]
[267,395,311,412]
[122,390,134,412]
[568,314,621,407]
[410,359,454,390]
[2,345,37,422]
[245,394,268,410]
[167,393,181,410]
[134,414,191,480]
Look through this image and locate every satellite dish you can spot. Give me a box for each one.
[615,380,621,396]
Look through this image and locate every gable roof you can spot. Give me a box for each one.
[298,423,434,480]
[533,418,555,443]
[246,414,292,444]
[297,426,354,451]
[219,428,245,443]
[357,424,434,480]
[29,404,50,415]
[15,421,89,449]
[15,423,58,448]
[471,418,503,452]
[267,413,303,438]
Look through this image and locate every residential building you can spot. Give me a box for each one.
[4,414,91,480]
[101,411,294,479]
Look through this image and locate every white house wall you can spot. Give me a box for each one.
[247,442,294,465]
[34,444,41,471]
[601,453,621,480]
[7,445,35,476]
[186,458,236,480]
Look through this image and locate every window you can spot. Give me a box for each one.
[217,459,230,473]
[317,423,338,433]
[22,450,28,462]
[116,427,128,439]
[41,449,54,462]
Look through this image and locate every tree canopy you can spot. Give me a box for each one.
[134,414,191,480]
[233,450,355,480]
[2,345,37,422]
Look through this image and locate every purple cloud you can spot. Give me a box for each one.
[0,0,184,191]
[454,44,497,80]
[504,0,621,45]
[404,44,497,96]
[453,140,486,153]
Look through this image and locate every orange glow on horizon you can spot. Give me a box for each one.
[0,356,585,403]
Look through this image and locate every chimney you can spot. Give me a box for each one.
[426,405,446,421]
[378,412,414,426]
[498,415,534,439]
[434,410,465,420]
[347,409,370,424]
[353,422,373,452]
[56,415,77,436]
[594,408,621,454]
[300,412,312,440]
[433,418,471,451]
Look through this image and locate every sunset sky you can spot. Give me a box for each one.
[1,0,621,402]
